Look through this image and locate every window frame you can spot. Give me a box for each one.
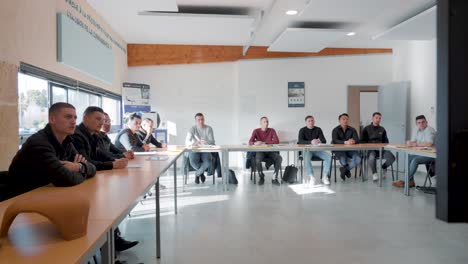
[18,63,123,139]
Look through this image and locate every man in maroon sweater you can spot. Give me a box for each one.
[249,116,283,185]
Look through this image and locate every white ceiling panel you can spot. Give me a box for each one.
[373,6,436,40]
[124,14,255,45]
[268,28,348,52]
[87,0,178,13]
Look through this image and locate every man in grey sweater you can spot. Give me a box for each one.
[185,113,215,184]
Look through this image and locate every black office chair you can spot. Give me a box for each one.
[297,151,325,183]
[424,161,436,187]
[183,152,220,184]
[250,155,283,184]
[0,171,9,202]
[362,150,395,181]
[332,152,363,182]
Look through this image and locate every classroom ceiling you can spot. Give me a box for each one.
[87,0,436,51]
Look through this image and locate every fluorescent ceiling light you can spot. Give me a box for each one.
[286,10,298,15]
[347,32,356,36]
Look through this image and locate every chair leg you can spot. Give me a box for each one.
[320,160,323,179]
[428,176,432,186]
[391,164,395,181]
[424,171,429,187]
[334,156,337,183]
[300,159,303,183]
[354,166,357,179]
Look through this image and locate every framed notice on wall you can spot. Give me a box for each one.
[122,82,151,113]
[288,82,305,107]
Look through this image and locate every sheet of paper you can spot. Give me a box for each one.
[134,151,157,156]
[127,163,142,168]
[148,156,169,161]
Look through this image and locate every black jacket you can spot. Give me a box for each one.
[115,128,145,152]
[136,129,163,148]
[331,125,360,144]
[5,124,96,200]
[361,124,389,144]
[72,123,115,171]
[297,126,327,144]
[97,132,125,159]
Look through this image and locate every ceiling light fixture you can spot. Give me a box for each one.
[286,10,298,15]
[347,32,356,36]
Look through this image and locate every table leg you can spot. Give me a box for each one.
[101,228,114,264]
[396,152,399,181]
[173,162,177,215]
[155,180,161,258]
[222,149,229,191]
[405,152,410,196]
[379,148,383,187]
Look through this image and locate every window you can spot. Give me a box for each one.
[102,96,122,132]
[68,89,102,123]
[51,85,67,104]
[18,64,122,140]
[18,73,49,136]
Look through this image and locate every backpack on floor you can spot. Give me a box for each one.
[282,165,298,184]
[229,169,238,184]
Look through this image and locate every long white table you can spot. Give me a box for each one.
[385,145,436,196]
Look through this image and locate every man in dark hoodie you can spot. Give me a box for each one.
[4,102,96,201]
[72,106,128,171]
[72,106,137,252]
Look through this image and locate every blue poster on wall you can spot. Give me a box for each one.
[288,82,305,107]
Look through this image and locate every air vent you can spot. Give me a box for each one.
[140,5,252,16]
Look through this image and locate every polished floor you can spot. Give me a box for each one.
[117,167,468,264]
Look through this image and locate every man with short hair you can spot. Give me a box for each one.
[185,113,215,184]
[115,113,149,152]
[249,116,283,186]
[72,106,128,170]
[97,112,134,160]
[73,107,138,252]
[137,118,167,149]
[331,113,361,181]
[393,115,436,188]
[298,115,332,185]
[4,102,96,200]
[361,112,395,181]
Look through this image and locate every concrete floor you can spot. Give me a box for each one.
[117,168,468,264]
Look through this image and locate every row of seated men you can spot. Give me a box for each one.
[184,112,436,187]
[0,103,167,256]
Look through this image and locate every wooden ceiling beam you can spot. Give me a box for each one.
[127,44,392,66]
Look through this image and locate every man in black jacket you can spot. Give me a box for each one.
[72,106,128,170]
[331,113,361,181]
[4,102,96,201]
[72,107,138,252]
[361,112,395,181]
[297,115,332,185]
[136,118,166,149]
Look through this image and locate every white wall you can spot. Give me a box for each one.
[360,92,378,128]
[393,40,437,136]
[236,55,393,144]
[128,54,393,167]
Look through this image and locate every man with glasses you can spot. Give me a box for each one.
[392,115,436,188]
[98,112,134,159]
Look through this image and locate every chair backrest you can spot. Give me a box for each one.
[0,171,9,202]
